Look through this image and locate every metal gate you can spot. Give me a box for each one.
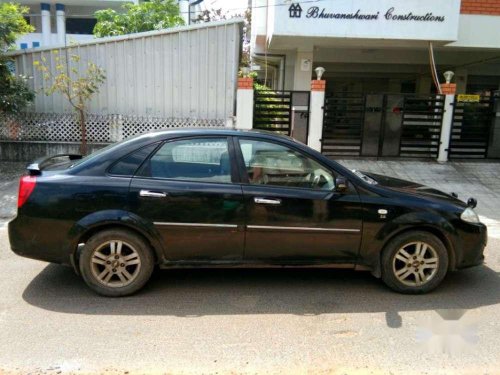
[322,93,365,156]
[253,90,310,143]
[321,93,444,158]
[449,95,497,159]
[399,96,444,158]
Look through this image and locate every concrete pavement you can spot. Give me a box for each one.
[0,162,23,224]
[0,160,499,374]
[0,228,499,374]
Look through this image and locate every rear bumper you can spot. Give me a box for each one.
[8,216,72,265]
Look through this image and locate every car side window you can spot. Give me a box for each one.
[109,143,159,176]
[239,139,335,190]
[145,138,232,183]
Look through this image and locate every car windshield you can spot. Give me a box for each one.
[351,169,378,185]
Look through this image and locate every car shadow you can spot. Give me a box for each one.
[22,264,500,326]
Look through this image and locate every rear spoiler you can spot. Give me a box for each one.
[26,154,82,176]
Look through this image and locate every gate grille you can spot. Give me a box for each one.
[449,95,497,159]
[321,93,365,156]
[253,90,292,135]
[399,96,444,158]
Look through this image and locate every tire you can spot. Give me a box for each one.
[79,229,155,297]
[381,231,449,294]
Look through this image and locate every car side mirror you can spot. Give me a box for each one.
[335,177,348,193]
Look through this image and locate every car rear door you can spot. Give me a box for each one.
[128,136,245,261]
[236,137,363,263]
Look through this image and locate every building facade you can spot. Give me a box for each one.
[14,0,137,50]
[251,0,500,95]
[14,0,205,50]
[250,0,500,160]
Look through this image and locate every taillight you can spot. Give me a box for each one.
[18,175,37,208]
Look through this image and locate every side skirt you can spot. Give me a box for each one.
[158,260,369,270]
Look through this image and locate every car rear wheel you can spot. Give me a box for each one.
[79,229,154,297]
[381,231,448,294]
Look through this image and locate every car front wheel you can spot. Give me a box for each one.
[381,231,449,294]
[79,229,155,297]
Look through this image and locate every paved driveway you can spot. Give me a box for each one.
[0,162,23,224]
[0,160,499,374]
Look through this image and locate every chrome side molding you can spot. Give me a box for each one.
[154,222,238,228]
[247,225,360,233]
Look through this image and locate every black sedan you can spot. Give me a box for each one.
[9,129,487,296]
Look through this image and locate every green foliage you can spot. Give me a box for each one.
[93,0,184,38]
[0,3,34,49]
[0,2,35,114]
[34,52,106,154]
[0,71,35,114]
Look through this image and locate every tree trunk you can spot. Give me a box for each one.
[78,109,87,155]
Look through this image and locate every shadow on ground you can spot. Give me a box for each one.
[22,265,499,327]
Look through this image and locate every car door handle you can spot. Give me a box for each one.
[254,197,281,205]
[139,190,167,198]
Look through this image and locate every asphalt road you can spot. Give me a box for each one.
[1,160,500,374]
[0,225,499,374]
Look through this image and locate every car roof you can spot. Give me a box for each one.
[68,126,360,184]
[132,128,295,141]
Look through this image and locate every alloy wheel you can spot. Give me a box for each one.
[90,240,142,288]
[392,241,439,287]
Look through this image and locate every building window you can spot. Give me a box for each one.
[66,18,97,35]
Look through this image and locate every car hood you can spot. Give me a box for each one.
[362,172,467,207]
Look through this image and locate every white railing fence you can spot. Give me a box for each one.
[0,113,225,143]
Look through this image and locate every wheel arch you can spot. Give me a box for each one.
[377,225,456,276]
[68,210,166,274]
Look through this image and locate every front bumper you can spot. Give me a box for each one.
[454,221,487,269]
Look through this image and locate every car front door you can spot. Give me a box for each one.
[129,136,245,261]
[237,138,363,263]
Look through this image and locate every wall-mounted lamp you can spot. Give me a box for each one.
[314,66,325,80]
[240,67,250,77]
[443,71,455,84]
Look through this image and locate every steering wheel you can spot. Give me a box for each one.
[312,174,321,186]
[311,168,334,190]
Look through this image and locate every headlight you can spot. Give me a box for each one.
[461,207,480,223]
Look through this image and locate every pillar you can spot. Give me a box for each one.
[236,77,254,130]
[455,68,468,94]
[109,115,124,142]
[417,76,432,95]
[437,83,457,163]
[388,79,401,93]
[487,98,500,158]
[293,50,313,91]
[179,0,190,25]
[56,4,66,46]
[308,79,326,152]
[41,3,51,47]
